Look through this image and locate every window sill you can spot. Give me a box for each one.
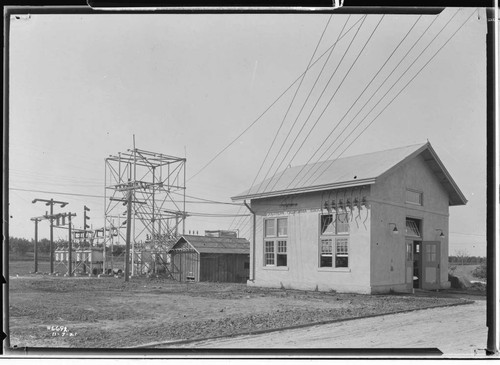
[262,266,289,271]
[405,202,423,206]
[317,267,351,272]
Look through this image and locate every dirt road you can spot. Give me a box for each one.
[166,300,487,357]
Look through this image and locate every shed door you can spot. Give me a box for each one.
[421,241,440,290]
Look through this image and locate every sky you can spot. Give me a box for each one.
[8,8,487,256]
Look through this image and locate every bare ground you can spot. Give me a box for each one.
[176,300,487,358]
[7,269,477,350]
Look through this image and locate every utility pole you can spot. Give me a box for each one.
[30,217,41,273]
[68,213,73,277]
[32,198,68,274]
[110,186,145,281]
[124,190,133,282]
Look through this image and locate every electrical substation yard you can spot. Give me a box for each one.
[8,274,484,351]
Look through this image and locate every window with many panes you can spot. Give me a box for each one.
[264,217,288,267]
[424,244,437,262]
[319,213,349,268]
[321,213,349,235]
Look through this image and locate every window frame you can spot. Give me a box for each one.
[405,189,423,206]
[405,217,422,238]
[320,213,350,236]
[263,217,288,267]
[319,213,350,269]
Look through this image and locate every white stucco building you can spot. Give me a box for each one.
[232,142,467,294]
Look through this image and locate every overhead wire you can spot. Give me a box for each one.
[239,9,474,233]
[187,16,366,183]
[10,187,243,206]
[449,232,486,238]
[287,14,425,190]
[265,15,384,194]
[253,14,353,195]
[304,8,469,187]
[187,212,251,218]
[170,191,243,206]
[10,187,104,199]
[228,13,336,231]
[284,11,447,191]
[250,14,334,194]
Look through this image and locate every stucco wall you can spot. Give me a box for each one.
[249,187,372,293]
[370,154,450,291]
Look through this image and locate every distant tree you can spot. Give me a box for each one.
[9,237,32,255]
[455,249,469,266]
[38,238,51,254]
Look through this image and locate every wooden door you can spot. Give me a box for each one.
[421,241,441,290]
[405,240,414,288]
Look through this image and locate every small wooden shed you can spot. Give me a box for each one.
[169,235,250,283]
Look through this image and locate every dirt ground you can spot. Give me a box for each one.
[8,266,478,350]
[175,300,487,357]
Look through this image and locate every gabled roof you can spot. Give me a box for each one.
[168,235,250,254]
[231,142,467,206]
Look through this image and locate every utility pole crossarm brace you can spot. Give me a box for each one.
[32,198,68,208]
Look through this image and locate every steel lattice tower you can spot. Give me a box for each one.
[104,146,187,276]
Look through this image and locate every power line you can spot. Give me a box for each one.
[266,15,384,194]
[170,191,243,206]
[188,212,251,218]
[10,187,104,199]
[249,13,334,197]
[237,10,473,225]
[305,9,470,187]
[289,12,445,190]
[297,10,457,188]
[187,16,366,183]
[449,232,486,238]
[229,14,336,232]
[253,15,353,195]
[229,11,479,262]
[285,15,423,191]
[11,187,243,206]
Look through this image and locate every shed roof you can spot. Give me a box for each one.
[231,142,467,206]
[169,235,250,254]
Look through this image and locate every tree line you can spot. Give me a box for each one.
[448,254,486,265]
[9,236,126,256]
